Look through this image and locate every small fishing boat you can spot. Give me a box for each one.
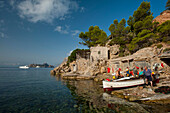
[19,65,29,69]
[103,77,144,91]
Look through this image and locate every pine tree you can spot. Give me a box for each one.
[79,26,107,47]
[166,0,170,10]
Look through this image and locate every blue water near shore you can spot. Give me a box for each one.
[0,68,79,113]
[1,68,169,113]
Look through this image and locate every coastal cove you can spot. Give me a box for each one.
[0,68,170,112]
[1,0,170,113]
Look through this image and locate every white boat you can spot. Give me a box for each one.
[36,66,40,68]
[103,77,144,90]
[19,65,29,69]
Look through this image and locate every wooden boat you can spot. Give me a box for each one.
[103,77,144,91]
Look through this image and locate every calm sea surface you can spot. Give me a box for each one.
[0,68,80,113]
[0,68,169,113]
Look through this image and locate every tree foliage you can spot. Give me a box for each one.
[79,26,107,47]
[166,0,170,10]
[108,1,169,55]
[67,49,89,64]
[109,19,130,38]
[77,1,169,58]
[128,1,155,53]
[133,1,151,22]
[156,20,170,42]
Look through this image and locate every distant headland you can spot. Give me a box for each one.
[29,63,54,68]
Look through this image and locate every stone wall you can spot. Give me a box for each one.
[76,58,90,74]
[51,43,170,77]
[107,46,169,75]
[90,47,109,61]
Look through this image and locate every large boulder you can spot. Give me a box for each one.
[110,45,120,59]
[100,67,106,73]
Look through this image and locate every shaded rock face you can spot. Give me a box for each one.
[109,45,120,59]
[76,50,90,60]
[153,10,170,25]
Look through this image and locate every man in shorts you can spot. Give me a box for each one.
[143,66,153,87]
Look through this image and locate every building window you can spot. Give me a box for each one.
[98,51,100,54]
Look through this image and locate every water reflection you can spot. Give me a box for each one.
[53,75,170,113]
[54,75,114,112]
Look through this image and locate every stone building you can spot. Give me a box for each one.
[52,43,169,76]
[90,45,120,62]
[90,47,109,61]
[153,10,170,25]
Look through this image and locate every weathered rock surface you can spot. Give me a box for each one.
[51,57,71,75]
[51,43,170,82]
[62,73,95,80]
[109,45,120,59]
[153,10,170,25]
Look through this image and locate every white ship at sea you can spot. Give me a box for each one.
[19,65,29,69]
[36,66,40,68]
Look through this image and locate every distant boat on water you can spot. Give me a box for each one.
[36,66,40,68]
[19,65,29,69]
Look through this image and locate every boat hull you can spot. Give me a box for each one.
[103,79,145,90]
[19,66,29,69]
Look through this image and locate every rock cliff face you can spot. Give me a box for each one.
[153,10,170,25]
[109,45,120,59]
[51,57,71,75]
[51,43,170,79]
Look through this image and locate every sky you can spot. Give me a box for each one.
[0,0,167,67]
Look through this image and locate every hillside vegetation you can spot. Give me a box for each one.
[78,1,170,56]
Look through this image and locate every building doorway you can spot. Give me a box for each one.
[108,50,110,59]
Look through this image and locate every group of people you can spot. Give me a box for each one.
[114,66,160,87]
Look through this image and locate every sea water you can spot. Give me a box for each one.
[0,68,81,113]
[0,68,169,113]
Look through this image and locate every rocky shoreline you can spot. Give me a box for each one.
[51,43,170,105]
[61,77,170,112]
[51,43,169,78]
[51,72,170,105]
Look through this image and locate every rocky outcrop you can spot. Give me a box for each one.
[109,45,120,59]
[153,10,170,25]
[29,63,54,68]
[51,43,170,81]
[50,57,71,75]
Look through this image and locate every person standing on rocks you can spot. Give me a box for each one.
[139,67,144,77]
[116,68,123,78]
[143,66,153,88]
[126,67,130,77]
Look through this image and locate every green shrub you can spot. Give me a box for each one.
[162,37,170,42]
[119,52,124,57]
[157,44,163,48]
[67,49,89,64]
[163,48,170,53]
[167,41,170,45]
